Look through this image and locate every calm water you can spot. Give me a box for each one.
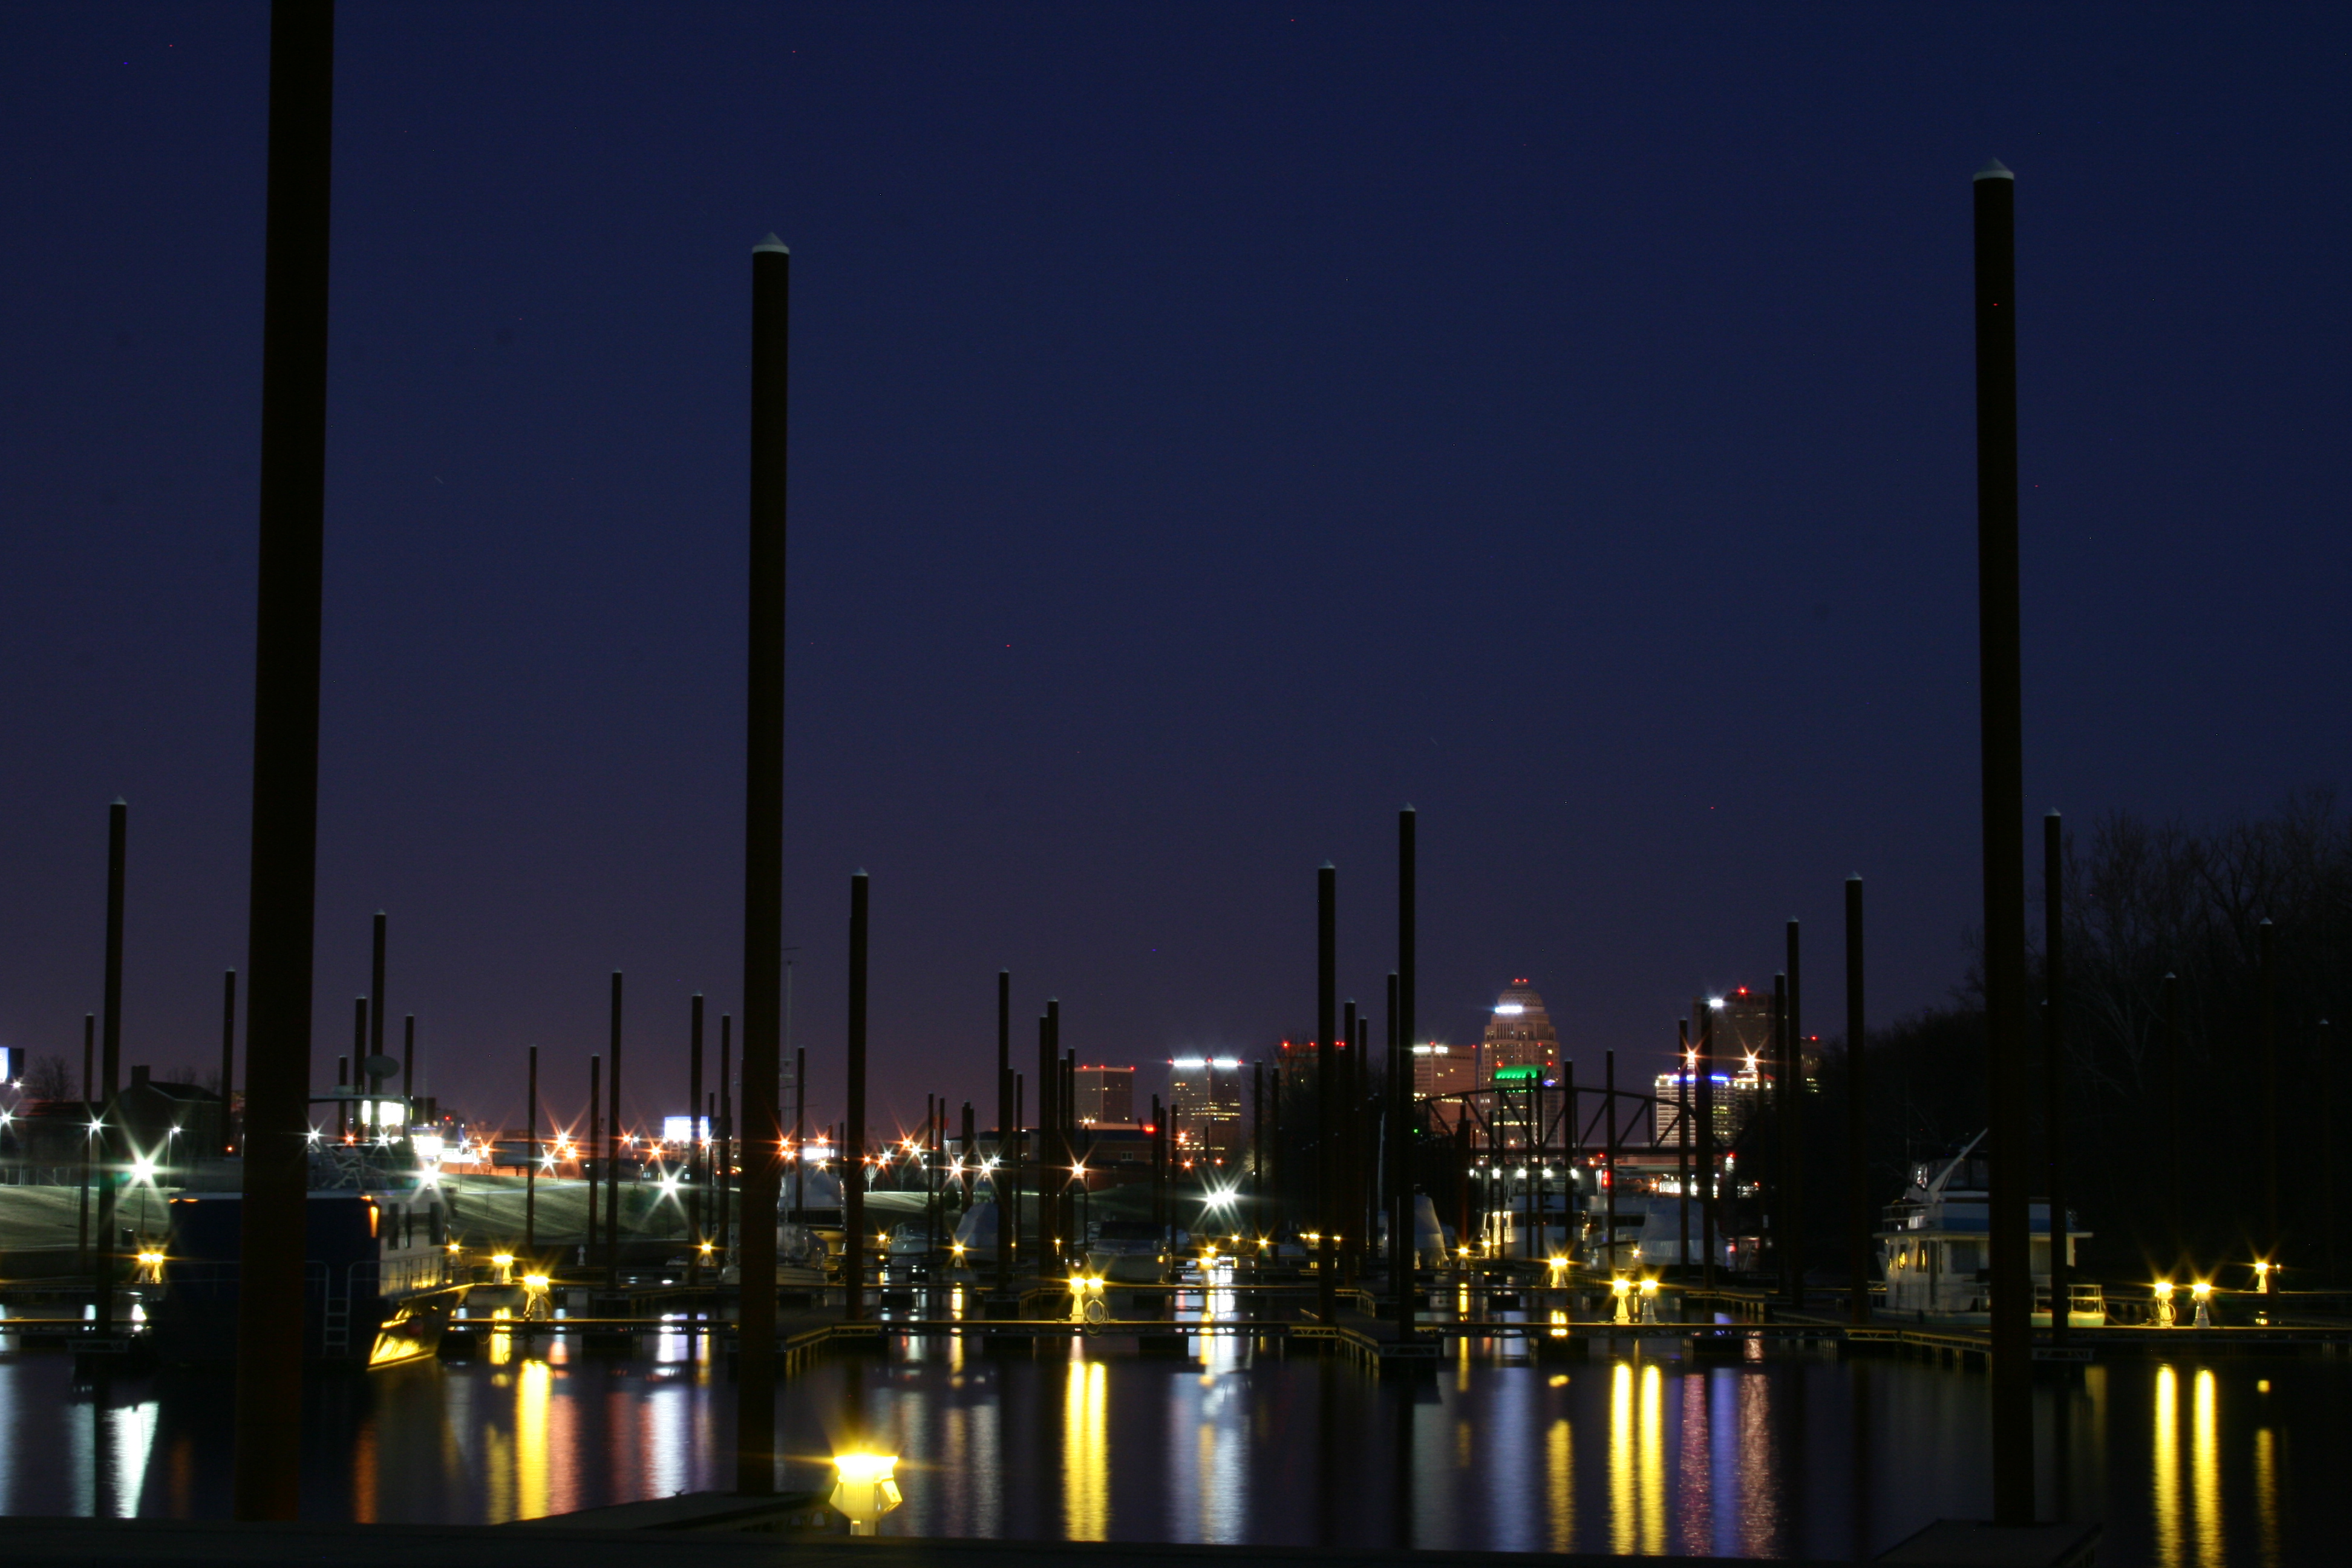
[0,1321,2328,1563]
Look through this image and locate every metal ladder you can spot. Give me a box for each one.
[322,1287,351,1357]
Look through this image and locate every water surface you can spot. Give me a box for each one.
[0,1322,2323,1563]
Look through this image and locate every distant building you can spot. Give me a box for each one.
[1693,987,1775,1074]
[1168,1055,1244,1171]
[1652,1067,1768,1149]
[1072,1065,1135,1126]
[1480,981,1561,1083]
[1412,1041,1474,1100]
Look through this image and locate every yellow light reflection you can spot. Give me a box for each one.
[2256,1425,2279,1565]
[1062,1358,1108,1540]
[516,1357,550,1521]
[1546,1417,1574,1552]
[1609,1362,1634,1555]
[2152,1365,2181,1568]
[1638,1363,1664,1553]
[2191,1368,2221,1561]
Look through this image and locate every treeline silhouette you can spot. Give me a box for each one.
[1781,789,2350,1290]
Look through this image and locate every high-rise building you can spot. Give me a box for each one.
[1653,1067,1768,1149]
[1168,1055,1244,1169]
[1480,981,1560,1083]
[1653,986,1779,1147]
[1071,1064,1135,1126]
[1411,1041,1474,1100]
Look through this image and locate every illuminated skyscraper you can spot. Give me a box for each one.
[1479,981,1560,1083]
[1168,1055,1243,1168]
[1411,1040,1474,1099]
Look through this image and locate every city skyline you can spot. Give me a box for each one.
[4,5,2345,1151]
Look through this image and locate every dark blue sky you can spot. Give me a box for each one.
[2,3,2345,1140]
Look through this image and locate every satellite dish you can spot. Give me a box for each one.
[361,1054,402,1085]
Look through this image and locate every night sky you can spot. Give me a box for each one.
[3,4,2346,1142]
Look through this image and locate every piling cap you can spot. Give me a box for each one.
[753,233,791,254]
[1975,158,2015,181]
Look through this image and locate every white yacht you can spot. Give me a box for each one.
[1877,1134,2105,1326]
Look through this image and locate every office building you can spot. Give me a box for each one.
[1168,1054,1244,1170]
[1072,1064,1135,1126]
[1480,981,1560,1083]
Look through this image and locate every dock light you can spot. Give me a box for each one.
[521,1273,550,1292]
[1612,1275,1632,1325]
[2254,1259,2274,1293]
[1550,1307,1569,1339]
[136,1248,165,1281]
[1639,1277,1659,1324]
[492,1252,516,1284]
[129,1154,158,1184]
[2191,1280,2213,1330]
[446,1241,462,1256]
[829,1452,901,1535]
[699,1240,715,1256]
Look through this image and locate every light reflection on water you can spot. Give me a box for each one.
[0,1333,2334,1561]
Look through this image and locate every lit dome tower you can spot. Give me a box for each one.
[1480,981,1560,1083]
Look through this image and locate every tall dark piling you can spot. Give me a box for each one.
[995,972,1011,1291]
[1316,862,1337,1324]
[688,995,704,1284]
[843,872,870,1320]
[1772,972,1789,1293]
[734,229,790,1493]
[400,1016,414,1125]
[350,999,366,1135]
[231,0,335,1519]
[1252,1061,1266,1218]
[2259,918,2278,1263]
[586,1055,601,1264]
[1846,876,1868,1325]
[1604,1049,1618,1271]
[2043,814,2069,1341]
[1698,1005,1717,1293]
[1013,1070,1026,1270]
[1394,808,1416,1333]
[93,801,128,1342]
[220,972,238,1151]
[1677,1021,1692,1277]
[604,972,623,1287]
[1389,970,1411,1333]
[717,1015,733,1261]
[1972,155,2033,1526]
[1786,920,1804,1302]
[525,1045,538,1256]
[1037,1008,1059,1269]
[369,911,387,1084]
[1342,998,1358,1282]
[79,1016,94,1269]
[718,1016,733,1261]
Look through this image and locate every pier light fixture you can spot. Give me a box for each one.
[522,1273,550,1292]
[130,1154,158,1185]
[829,1452,902,1535]
[88,1119,105,1136]
[2253,1259,2274,1293]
